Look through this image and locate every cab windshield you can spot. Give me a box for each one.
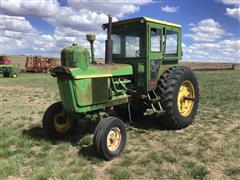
[112,28,145,59]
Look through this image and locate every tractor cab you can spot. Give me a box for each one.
[103,17,182,91]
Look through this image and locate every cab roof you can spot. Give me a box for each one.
[103,17,181,28]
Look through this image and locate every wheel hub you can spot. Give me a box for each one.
[54,111,72,133]
[107,127,121,151]
[177,80,195,117]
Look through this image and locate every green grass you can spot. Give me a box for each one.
[0,70,239,179]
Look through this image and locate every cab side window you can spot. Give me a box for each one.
[165,31,178,55]
[150,28,161,52]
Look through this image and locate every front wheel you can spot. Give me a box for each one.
[11,73,17,78]
[93,116,126,160]
[157,66,199,129]
[42,102,78,139]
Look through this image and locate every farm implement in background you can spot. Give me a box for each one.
[25,56,58,73]
[0,56,17,78]
[42,15,199,160]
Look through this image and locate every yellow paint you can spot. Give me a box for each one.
[107,127,121,152]
[54,111,72,133]
[177,80,195,117]
[111,17,181,28]
[75,74,112,79]
[143,17,181,28]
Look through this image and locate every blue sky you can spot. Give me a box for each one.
[1,0,240,62]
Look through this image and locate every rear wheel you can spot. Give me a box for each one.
[3,72,10,77]
[93,116,126,160]
[42,102,78,139]
[157,66,199,129]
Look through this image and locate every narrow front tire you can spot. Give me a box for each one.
[93,116,126,160]
[42,102,78,139]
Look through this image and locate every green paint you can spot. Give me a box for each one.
[110,18,182,91]
[0,64,17,77]
[61,45,90,70]
[52,17,182,115]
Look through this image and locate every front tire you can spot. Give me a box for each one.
[42,102,78,139]
[157,66,199,129]
[11,73,17,78]
[93,116,126,160]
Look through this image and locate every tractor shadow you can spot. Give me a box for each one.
[108,108,169,131]
[22,119,103,161]
[128,116,170,131]
[22,111,169,161]
[22,119,101,160]
[22,119,98,147]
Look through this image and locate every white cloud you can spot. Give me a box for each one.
[226,7,240,21]
[1,1,239,63]
[184,19,225,42]
[161,6,179,13]
[0,15,35,33]
[218,0,240,21]
[1,0,113,32]
[1,0,153,57]
[0,14,107,57]
[1,0,59,17]
[2,0,151,32]
[183,39,240,62]
[68,0,153,17]
[218,0,240,6]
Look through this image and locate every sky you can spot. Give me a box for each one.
[0,0,240,62]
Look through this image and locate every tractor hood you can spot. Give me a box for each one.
[52,63,133,80]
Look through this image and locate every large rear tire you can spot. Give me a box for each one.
[42,102,78,139]
[157,66,199,129]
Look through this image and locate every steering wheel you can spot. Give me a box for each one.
[135,50,140,57]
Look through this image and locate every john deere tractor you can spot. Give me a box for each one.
[42,16,199,160]
[0,56,17,78]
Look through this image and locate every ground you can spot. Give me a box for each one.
[0,70,239,180]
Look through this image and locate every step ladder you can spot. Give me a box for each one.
[144,90,166,116]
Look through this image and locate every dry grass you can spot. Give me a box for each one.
[0,70,240,179]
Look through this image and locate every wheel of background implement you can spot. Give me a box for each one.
[93,116,126,160]
[157,66,199,129]
[42,101,78,139]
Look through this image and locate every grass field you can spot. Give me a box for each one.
[0,70,240,180]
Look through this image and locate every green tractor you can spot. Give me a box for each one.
[42,16,199,160]
[0,56,17,78]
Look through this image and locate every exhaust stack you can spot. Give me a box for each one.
[105,15,113,64]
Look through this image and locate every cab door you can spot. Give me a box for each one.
[163,26,181,62]
[147,23,163,91]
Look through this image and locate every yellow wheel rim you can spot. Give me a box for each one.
[177,80,195,117]
[107,127,121,152]
[54,111,72,133]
